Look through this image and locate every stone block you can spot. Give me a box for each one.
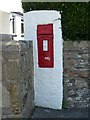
[64,52,78,59]
[64,59,77,68]
[75,79,88,88]
[68,90,75,96]
[63,41,74,50]
[67,70,78,78]
[78,70,89,78]
[73,41,79,48]
[79,41,88,49]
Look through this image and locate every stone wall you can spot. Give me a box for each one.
[1,34,90,117]
[1,35,34,118]
[63,41,90,108]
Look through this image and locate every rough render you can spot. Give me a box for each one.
[1,34,34,118]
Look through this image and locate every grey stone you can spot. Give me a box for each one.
[1,36,34,119]
[63,41,90,108]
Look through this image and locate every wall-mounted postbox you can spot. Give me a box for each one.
[24,10,63,110]
[37,24,54,68]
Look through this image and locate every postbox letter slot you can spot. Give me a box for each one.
[43,40,48,51]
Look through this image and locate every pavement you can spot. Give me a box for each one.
[31,107,90,118]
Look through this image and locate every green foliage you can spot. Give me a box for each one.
[62,99,68,109]
[22,2,89,41]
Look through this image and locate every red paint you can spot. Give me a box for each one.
[37,24,53,35]
[37,24,54,68]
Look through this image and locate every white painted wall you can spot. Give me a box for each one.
[15,15,22,40]
[10,13,24,40]
[14,14,23,40]
[0,10,10,34]
[24,10,63,110]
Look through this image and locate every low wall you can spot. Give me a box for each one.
[1,35,34,118]
[63,41,90,108]
[1,34,90,117]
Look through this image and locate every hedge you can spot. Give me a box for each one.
[22,2,89,41]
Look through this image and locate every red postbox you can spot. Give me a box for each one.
[37,24,54,68]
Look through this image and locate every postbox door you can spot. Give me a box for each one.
[37,34,54,68]
[37,24,54,68]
